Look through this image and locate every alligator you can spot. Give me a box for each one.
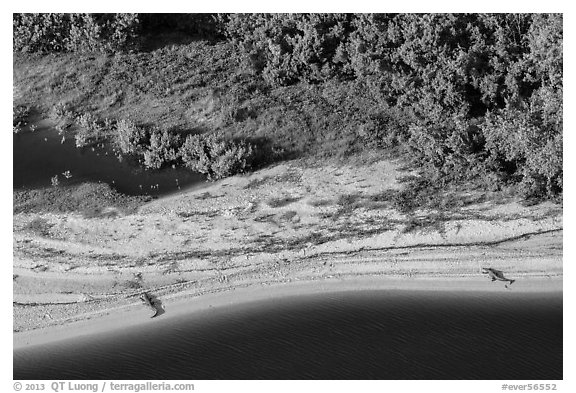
[482,267,515,288]
[140,292,163,318]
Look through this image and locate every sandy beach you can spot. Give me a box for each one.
[13,160,563,350]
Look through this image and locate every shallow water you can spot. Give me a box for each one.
[13,290,562,380]
[13,120,204,196]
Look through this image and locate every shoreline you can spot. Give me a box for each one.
[14,274,562,350]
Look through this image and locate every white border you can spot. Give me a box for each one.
[3,4,572,392]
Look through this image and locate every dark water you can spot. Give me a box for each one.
[14,290,562,380]
[13,120,204,196]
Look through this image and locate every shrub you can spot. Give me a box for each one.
[13,13,70,52]
[358,107,413,149]
[74,113,105,147]
[180,133,255,180]
[115,119,148,154]
[13,105,30,133]
[13,105,30,126]
[482,108,562,198]
[143,129,182,169]
[50,102,75,121]
[13,13,140,53]
[66,13,140,52]
[222,14,356,85]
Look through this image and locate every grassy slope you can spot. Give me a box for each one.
[13,38,385,160]
[13,42,235,130]
[13,183,150,217]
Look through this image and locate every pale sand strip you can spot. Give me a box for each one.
[13,275,561,350]
[13,227,563,349]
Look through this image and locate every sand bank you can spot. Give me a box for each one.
[14,161,563,350]
[14,273,562,350]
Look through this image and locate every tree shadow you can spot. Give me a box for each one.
[136,14,225,53]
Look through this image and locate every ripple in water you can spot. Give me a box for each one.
[14,290,562,379]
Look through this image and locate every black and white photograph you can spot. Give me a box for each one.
[9,5,567,387]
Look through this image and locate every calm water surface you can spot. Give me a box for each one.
[13,290,562,380]
[13,119,204,196]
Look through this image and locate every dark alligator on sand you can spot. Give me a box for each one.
[482,267,516,287]
[140,292,164,318]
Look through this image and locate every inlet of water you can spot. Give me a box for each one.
[13,118,205,196]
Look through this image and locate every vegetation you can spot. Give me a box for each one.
[13,13,562,199]
[13,13,140,53]
[143,129,182,169]
[74,113,109,147]
[180,133,256,179]
[267,195,301,208]
[115,119,147,155]
[13,104,30,133]
[24,217,53,237]
[13,182,149,217]
[51,109,258,174]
